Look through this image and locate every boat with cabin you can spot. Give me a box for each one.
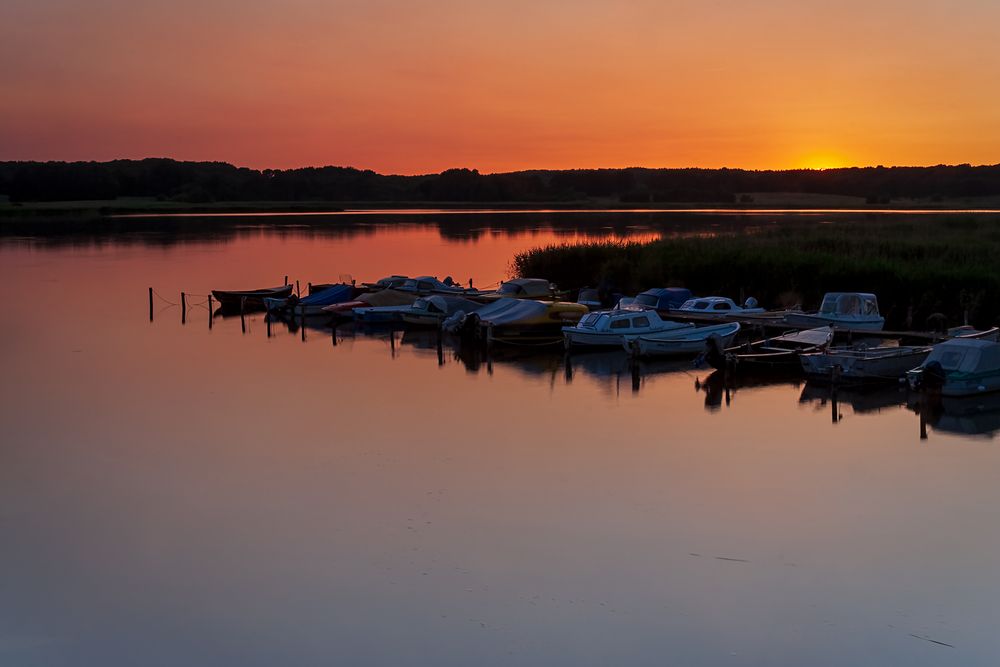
[476,278,560,302]
[562,307,695,349]
[672,296,766,319]
[906,338,1000,396]
[784,292,885,331]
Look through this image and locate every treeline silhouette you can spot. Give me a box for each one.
[3,159,1000,204]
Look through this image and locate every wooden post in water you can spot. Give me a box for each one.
[148,287,154,322]
[240,296,247,334]
[331,325,337,346]
[181,292,186,325]
[284,275,289,286]
[266,315,272,338]
[437,327,444,366]
[208,294,213,329]
[296,280,301,298]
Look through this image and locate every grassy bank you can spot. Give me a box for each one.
[513,216,1000,330]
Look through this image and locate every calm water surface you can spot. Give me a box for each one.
[2,214,999,666]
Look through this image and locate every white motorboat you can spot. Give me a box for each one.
[784,292,885,331]
[672,296,766,319]
[627,322,741,358]
[562,307,694,349]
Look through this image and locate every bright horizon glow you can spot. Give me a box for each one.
[2,1,1000,175]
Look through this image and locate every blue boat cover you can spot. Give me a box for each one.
[637,287,692,310]
[300,283,353,306]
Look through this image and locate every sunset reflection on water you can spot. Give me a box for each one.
[1,215,999,667]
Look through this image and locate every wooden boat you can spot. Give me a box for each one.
[784,292,885,331]
[627,322,741,358]
[707,326,834,372]
[211,284,293,309]
[799,344,932,382]
[907,338,1000,396]
[563,307,695,349]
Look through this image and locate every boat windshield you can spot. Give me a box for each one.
[635,294,659,307]
[577,313,602,328]
[819,295,840,314]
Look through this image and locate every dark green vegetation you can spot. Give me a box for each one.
[2,159,1000,207]
[513,216,1000,330]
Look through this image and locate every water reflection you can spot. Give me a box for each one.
[5,219,1000,666]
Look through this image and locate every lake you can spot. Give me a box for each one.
[2,212,999,666]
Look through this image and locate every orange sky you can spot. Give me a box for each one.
[2,0,998,174]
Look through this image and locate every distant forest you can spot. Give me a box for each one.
[3,159,1000,204]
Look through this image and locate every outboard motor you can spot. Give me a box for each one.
[442,311,466,334]
[921,360,946,390]
[744,297,758,309]
[704,334,728,370]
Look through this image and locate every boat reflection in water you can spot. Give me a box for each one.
[910,392,1000,439]
[799,381,910,424]
[695,369,803,412]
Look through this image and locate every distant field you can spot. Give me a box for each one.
[4,192,1000,217]
[514,214,1000,330]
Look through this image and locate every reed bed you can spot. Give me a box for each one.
[513,216,1000,329]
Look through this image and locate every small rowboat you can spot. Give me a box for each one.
[211,285,293,309]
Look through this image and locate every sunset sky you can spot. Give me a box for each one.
[2,0,998,174]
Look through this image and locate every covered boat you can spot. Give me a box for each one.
[476,278,557,302]
[633,287,692,312]
[324,289,417,320]
[448,297,587,343]
[784,292,884,331]
[707,326,834,372]
[907,338,1000,396]
[800,344,932,382]
[265,283,354,316]
[397,276,472,296]
[627,322,741,358]
[563,308,693,349]
[400,296,483,326]
[211,284,293,310]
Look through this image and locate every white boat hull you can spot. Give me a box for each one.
[784,312,885,331]
[800,346,931,381]
[628,323,741,357]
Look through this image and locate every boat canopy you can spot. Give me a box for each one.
[635,287,692,310]
[818,292,879,316]
[300,283,353,306]
[924,339,1000,374]
[359,289,416,307]
[498,278,552,298]
[415,295,481,315]
[475,298,550,325]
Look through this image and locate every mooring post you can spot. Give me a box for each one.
[148,287,154,322]
[284,275,288,286]
[307,282,312,293]
[181,292,186,325]
[240,296,246,334]
[331,326,337,346]
[437,327,444,366]
[266,316,272,338]
[207,294,213,329]
[296,280,301,298]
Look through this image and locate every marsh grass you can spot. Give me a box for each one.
[514,216,1000,329]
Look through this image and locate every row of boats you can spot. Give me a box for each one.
[211,276,1000,398]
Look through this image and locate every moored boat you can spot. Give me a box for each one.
[907,338,1000,396]
[784,292,884,331]
[563,307,694,349]
[265,283,355,316]
[447,297,587,344]
[399,296,483,326]
[627,322,741,358]
[671,296,765,319]
[800,344,932,382]
[707,326,834,372]
[211,284,293,310]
